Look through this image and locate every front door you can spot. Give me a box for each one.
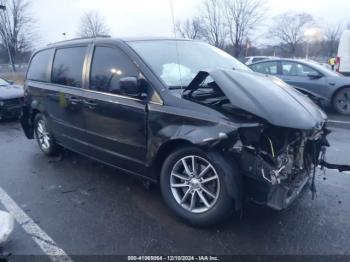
[278,61,327,97]
[81,45,148,174]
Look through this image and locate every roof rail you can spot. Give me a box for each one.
[47,35,111,46]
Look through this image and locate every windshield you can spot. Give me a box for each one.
[128,40,250,88]
[0,78,9,86]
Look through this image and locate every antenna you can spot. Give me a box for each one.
[169,0,183,89]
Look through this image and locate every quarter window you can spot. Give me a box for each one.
[250,61,278,75]
[27,49,54,82]
[52,47,87,87]
[281,61,318,77]
[90,46,139,95]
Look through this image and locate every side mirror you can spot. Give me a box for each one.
[8,80,14,85]
[307,72,322,79]
[119,77,142,98]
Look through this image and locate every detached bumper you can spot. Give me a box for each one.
[266,173,310,210]
[244,171,310,210]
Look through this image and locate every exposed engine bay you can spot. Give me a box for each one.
[182,69,350,210]
[234,125,327,209]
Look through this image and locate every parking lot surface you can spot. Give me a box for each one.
[0,120,350,257]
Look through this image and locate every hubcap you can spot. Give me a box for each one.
[335,89,350,114]
[170,155,220,214]
[36,120,50,150]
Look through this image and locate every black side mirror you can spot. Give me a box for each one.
[119,77,142,98]
[307,72,322,79]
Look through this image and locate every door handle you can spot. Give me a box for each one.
[84,100,97,109]
[68,96,82,105]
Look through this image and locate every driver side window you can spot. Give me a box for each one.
[281,61,318,77]
[90,46,140,95]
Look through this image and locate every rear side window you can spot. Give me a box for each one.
[27,49,54,82]
[52,47,87,88]
[90,46,139,94]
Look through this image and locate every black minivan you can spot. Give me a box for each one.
[21,37,332,226]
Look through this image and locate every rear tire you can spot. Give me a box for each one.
[160,146,236,226]
[333,87,350,115]
[34,113,60,156]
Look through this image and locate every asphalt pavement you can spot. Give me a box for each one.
[0,120,350,259]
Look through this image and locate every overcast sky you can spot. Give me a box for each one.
[31,0,350,46]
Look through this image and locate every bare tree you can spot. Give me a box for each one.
[223,0,266,57]
[0,0,34,71]
[78,11,110,38]
[325,23,342,57]
[175,17,204,40]
[269,12,314,56]
[200,0,226,48]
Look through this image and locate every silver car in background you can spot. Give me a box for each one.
[249,58,350,115]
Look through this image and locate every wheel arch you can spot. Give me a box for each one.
[332,85,350,104]
[331,85,350,114]
[151,138,194,180]
[20,106,42,139]
[151,139,243,210]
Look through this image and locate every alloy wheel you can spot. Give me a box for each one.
[170,155,220,214]
[36,119,51,150]
[335,88,350,114]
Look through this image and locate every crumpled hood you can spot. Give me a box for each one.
[187,69,327,130]
[0,84,24,100]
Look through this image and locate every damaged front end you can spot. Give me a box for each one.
[183,68,350,210]
[232,125,328,210]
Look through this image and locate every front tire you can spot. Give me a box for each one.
[333,87,350,115]
[34,113,60,156]
[160,147,235,226]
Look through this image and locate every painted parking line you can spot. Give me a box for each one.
[0,186,73,262]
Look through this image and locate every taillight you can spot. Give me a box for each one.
[336,56,340,72]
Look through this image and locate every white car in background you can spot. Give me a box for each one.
[244,56,275,65]
[336,30,350,76]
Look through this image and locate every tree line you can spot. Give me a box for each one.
[176,0,347,59]
[0,0,349,71]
